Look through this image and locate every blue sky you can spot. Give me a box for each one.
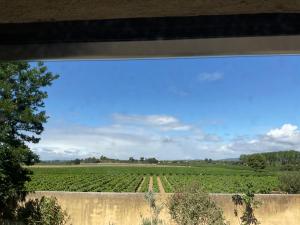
[31,56,300,160]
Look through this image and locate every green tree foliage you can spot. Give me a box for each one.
[279,172,300,194]
[204,158,213,163]
[167,182,227,225]
[129,157,136,162]
[145,158,159,164]
[240,150,300,168]
[73,159,81,165]
[242,154,267,171]
[82,157,100,163]
[0,62,58,221]
[0,146,36,220]
[100,155,110,161]
[0,62,58,146]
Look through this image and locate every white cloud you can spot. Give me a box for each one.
[197,72,223,82]
[267,124,299,139]
[31,118,300,161]
[30,114,223,160]
[222,124,300,155]
[112,114,192,131]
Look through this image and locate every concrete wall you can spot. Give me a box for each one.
[29,192,300,225]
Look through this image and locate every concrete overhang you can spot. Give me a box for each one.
[1,0,300,60]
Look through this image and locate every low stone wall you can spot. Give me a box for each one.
[28,192,300,225]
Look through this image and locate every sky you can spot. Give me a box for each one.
[29,55,300,160]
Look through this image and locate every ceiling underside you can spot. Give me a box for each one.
[2,0,300,60]
[1,0,300,23]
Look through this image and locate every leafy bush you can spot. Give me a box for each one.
[17,196,69,225]
[279,172,300,194]
[232,183,261,225]
[280,164,300,171]
[246,155,267,171]
[167,182,227,225]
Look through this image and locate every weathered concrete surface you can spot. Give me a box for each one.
[211,194,300,225]
[28,192,300,225]
[2,0,300,23]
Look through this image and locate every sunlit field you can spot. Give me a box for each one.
[27,164,279,193]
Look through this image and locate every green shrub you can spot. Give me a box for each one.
[232,183,261,225]
[279,172,300,194]
[280,164,300,171]
[167,182,227,225]
[140,192,164,225]
[17,196,69,225]
[246,154,267,171]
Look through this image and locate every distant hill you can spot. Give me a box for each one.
[218,158,240,162]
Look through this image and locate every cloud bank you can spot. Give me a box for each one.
[225,124,300,154]
[112,114,192,131]
[30,113,300,161]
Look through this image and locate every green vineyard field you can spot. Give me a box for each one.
[26,165,280,193]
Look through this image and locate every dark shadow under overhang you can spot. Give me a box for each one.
[1,3,300,60]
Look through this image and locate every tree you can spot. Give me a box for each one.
[240,155,248,165]
[100,155,109,161]
[140,157,145,162]
[73,159,81,165]
[0,62,58,222]
[167,182,227,225]
[129,157,135,162]
[240,150,300,167]
[146,158,158,164]
[246,154,266,171]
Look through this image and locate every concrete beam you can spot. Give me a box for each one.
[2,1,300,60]
[2,0,300,23]
[2,36,300,61]
[1,13,300,60]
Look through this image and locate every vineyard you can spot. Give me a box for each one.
[26,165,280,193]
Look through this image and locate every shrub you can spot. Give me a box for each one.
[17,196,69,225]
[232,183,261,225]
[280,164,300,171]
[140,192,164,225]
[279,172,300,194]
[280,164,294,171]
[167,182,227,225]
[246,155,267,171]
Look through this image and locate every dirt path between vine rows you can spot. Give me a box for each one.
[157,176,165,193]
[149,176,153,192]
[137,176,145,192]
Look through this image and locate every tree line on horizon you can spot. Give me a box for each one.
[40,155,160,165]
[240,150,300,171]
[40,150,300,170]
